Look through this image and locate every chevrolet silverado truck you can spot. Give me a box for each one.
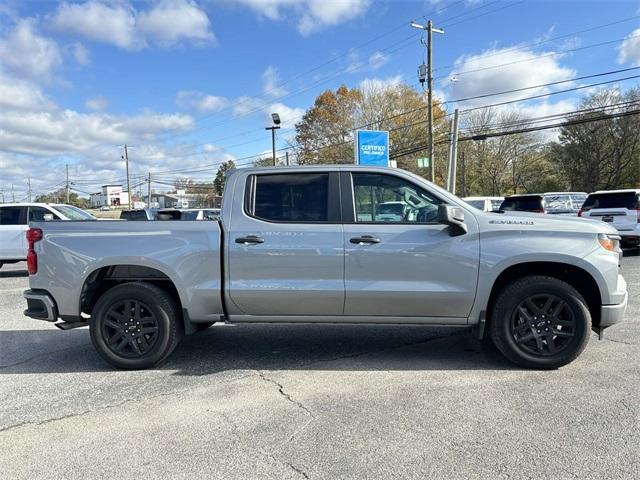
[23,166,628,369]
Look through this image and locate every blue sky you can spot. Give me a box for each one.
[1,0,640,200]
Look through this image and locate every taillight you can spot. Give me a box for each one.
[26,228,42,275]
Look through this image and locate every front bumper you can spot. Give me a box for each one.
[597,275,628,338]
[23,289,58,322]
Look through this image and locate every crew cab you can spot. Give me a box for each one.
[22,166,628,370]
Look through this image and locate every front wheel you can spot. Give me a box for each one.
[90,282,182,369]
[489,276,591,369]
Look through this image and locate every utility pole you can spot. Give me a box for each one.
[450,109,459,194]
[285,151,290,166]
[411,20,444,183]
[147,172,152,209]
[27,177,32,202]
[512,145,517,194]
[123,144,131,207]
[11,184,15,202]
[65,164,70,203]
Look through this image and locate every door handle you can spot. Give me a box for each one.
[235,235,265,245]
[350,235,380,245]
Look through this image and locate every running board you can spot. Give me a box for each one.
[54,321,89,330]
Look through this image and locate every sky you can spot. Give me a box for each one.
[1,0,640,201]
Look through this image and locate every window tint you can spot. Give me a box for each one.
[0,207,25,225]
[29,207,58,221]
[582,192,639,210]
[120,210,150,220]
[180,210,199,220]
[352,173,442,223]
[500,196,543,211]
[251,173,329,222]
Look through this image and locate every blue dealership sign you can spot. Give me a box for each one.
[355,130,389,166]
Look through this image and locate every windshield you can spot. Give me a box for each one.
[181,210,199,220]
[52,205,96,220]
[544,195,574,212]
[500,196,543,211]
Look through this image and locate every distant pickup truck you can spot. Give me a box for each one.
[23,166,628,370]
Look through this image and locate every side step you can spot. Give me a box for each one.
[55,321,89,331]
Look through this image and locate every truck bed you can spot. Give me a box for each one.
[28,220,224,324]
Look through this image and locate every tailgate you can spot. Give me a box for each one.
[586,208,636,231]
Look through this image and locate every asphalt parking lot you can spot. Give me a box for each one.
[1,253,638,480]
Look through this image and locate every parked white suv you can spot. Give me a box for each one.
[0,203,95,269]
[463,196,504,212]
[579,190,640,247]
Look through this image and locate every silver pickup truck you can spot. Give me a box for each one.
[23,166,628,370]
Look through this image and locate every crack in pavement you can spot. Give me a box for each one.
[0,372,256,433]
[258,371,315,418]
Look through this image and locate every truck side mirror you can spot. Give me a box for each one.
[437,204,467,236]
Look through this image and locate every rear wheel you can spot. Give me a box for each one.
[489,276,591,369]
[90,282,182,369]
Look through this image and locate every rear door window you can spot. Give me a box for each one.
[248,173,331,222]
[0,206,26,225]
[582,192,639,210]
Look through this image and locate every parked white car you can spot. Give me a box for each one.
[0,203,95,269]
[463,196,504,212]
[579,189,640,247]
[179,208,221,220]
[374,201,417,222]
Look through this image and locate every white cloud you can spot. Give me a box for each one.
[265,102,304,128]
[137,0,215,46]
[298,0,370,36]
[203,143,220,152]
[0,19,62,81]
[617,28,640,66]
[262,66,288,98]
[347,50,390,73]
[176,90,229,112]
[232,96,302,128]
[233,96,264,117]
[234,0,371,36]
[71,42,91,65]
[0,74,56,112]
[447,46,575,108]
[50,0,214,50]
[85,96,108,111]
[359,75,403,92]
[51,1,138,50]
[0,75,194,156]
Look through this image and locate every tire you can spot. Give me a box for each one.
[489,275,591,369]
[90,282,182,369]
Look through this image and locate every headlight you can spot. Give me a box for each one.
[598,233,620,253]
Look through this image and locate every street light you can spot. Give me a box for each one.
[266,113,281,166]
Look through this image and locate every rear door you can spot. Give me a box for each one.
[0,206,28,260]
[341,171,480,319]
[582,192,639,231]
[227,172,344,316]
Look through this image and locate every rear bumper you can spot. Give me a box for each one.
[23,289,58,322]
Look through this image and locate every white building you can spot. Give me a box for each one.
[90,185,130,208]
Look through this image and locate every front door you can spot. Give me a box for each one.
[342,171,479,319]
[227,171,344,316]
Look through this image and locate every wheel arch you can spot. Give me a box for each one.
[80,264,192,334]
[485,261,602,330]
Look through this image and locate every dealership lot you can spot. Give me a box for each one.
[0,254,638,479]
